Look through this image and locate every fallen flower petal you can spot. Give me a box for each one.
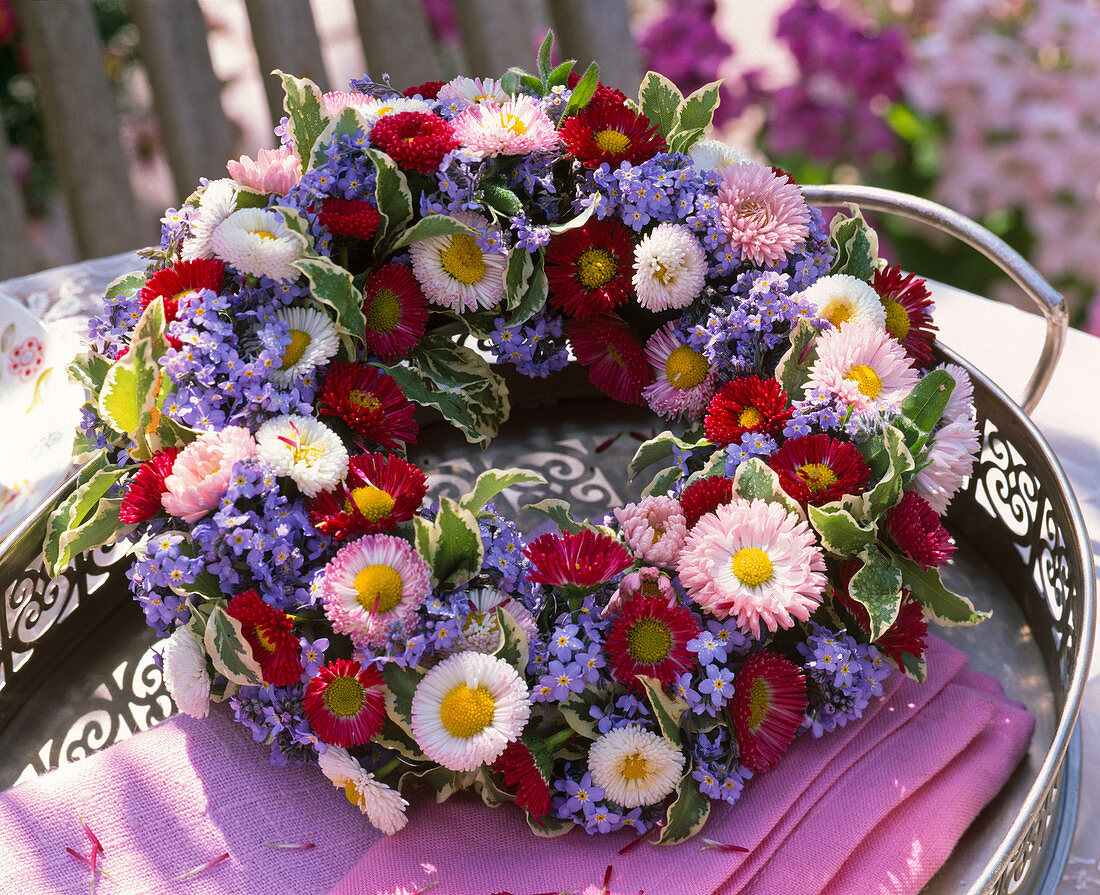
[65,847,112,877]
[80,816,105,853]
[261,842,317,850]
[699,836,750,853]
[173,852,230,881]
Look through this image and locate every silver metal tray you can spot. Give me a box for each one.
[0,188,1092,894]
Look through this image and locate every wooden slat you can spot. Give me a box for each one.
[129,0,236,201]
[548,0,642,95]
[0,123,34,278]
[450,0,539,77]
[352,0,442,89]
[244,0,328,125]
[13,0,148,259]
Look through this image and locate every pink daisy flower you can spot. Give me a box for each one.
[604,566,678,618]
[935,362,975,425]
[319,533,432,649]
[717,162,810,267]
[226,146,302,196]
[452,95,559,156]
[162,427,257,523]
[614,496,688,567]
[524,528,634,595]
[805,322,920,414]
[642,323,719,421]
[913,416,980,514]
[677,498,827,639]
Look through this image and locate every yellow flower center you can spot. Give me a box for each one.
[619,751,650,780]
[440,234,486,285]
[845,364,883,398]
[594,128,631,154]
[438,684,496,738]
[499,112,527,136]
[664,346,709,390]
[279,329,312,370]
[796,462,838,493]
[651,261,674,285]
[350,485,396,521]
[628,617,673,664]
[354,563,404,613]
[738,406,763,429]
[366,287,401,334]
[882,298,910,340]
[287,438,322,465]
[252,230,277,241]
[731,547,774,587]
[376,105,394,116]
[823,300,854,328]
[348,389,381,413]
[323,674,365,718]
[253,622,278,654]
[747,677,771,731]
[575,248,617,290]
[344,780,361,806]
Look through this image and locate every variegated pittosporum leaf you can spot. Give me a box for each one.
[808,503,878,557]
[275,70,327,172]
[847,548,903,640]
[732,458,805,520]
[365,148,414,256]
[459,467,546,516]
[776,318,818,397]
[890,551,990,626]
[829,204,879,281]
[201,605,264,686]
[628,429,707,484]
[658,771,711,845]
[413,495,484,589]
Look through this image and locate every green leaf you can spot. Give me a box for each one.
[234,188,269,209]
[484,183,525,217]
[658,772,710,845]
[51,497,126,579]
[293,256,366,343]
[848,548,903,639]
[476,766,514,808]
[732,458,805,520]
[492,607,530,677]
[105,270,146,306]
[537,29,555,82]
[641,464,683,498]
[559,687,604,739]
[527,811,574,838]
[68,350,113,396]
[390,213,476,251]
[564,62,599,115]
[99,298,169,457]
[857,425,915,522]
[899,650,928,683]
[546,60,575,89]
[523,497,584,534]
[505,250,548,327]
[638,71,684,140]
[892,552,990,626]
[426,496,484,588]
[628,429,705,483]
[808,503,878,557]
[365,147,414,254]
[203,606,264,685]
[459,467,546,515]
[775,317,818,397]
[829,204,879,280]
[638,675,687,747]
[546,199,597,235]
[500,70,521,97]
[399,766,469,803]
[383,662,425,740]
[672,80,722,150]
[898,369,955,454]
[275,70,327,172]
[376,717,425,761]
[504,249,534,311]
[310,107,367,170]
[379,336,510,445]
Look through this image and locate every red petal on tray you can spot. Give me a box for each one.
[172,851,230,881]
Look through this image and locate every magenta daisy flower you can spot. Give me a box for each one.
[805,322,920,414]
[731,650,808,773]
[767,434,871,505]
[704,375,793,446]
[614,495,687,567]
[319,362,418,450]
[119,447,180,524]
[717,161,810,267]
[368,110,458,174]
[606,595,699,693]
[678,475,734,528]
[546,217,636,319]
[569,313,652,405]
[524,528,634,595]
[303,658,387,748]
[885,490,957,569]
[642,323,719,421]
[872,265,937,367]
[318,533,432,649]
[559,100,666,169]
[492,740,552,818]
[309,452,428,541]
[361,263,429,362]
[677,498,827,639]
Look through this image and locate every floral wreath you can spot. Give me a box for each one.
[48,33,987,844]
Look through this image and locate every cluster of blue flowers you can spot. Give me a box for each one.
[691,729,754,804]
[230,682,319,767]
[798,623,892,737]
[488,311,570,379]
[529,601,609,704]
[551,766,652,835]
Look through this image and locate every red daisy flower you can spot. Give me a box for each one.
[119,448,180,524]
[319,362,418,450]
[569,313,652,405]
[835,563,929,669]
[704,376,793,446]
[310,451,428,540]
[226,589,303,686]
[885,490,956,569]
[369,110,458,174]
[731,650,807,773]
[606,595,699,693]
[361,263,428,362]
[524,528,634,594]
[492,739,552,818]
[678,475,734,528]
[404,80,445,99]
[559,102,667,169]
[871,264,937,367]
[317,198,382,242]
[302,658,387,748]
[139,258,225,323]
[767,434,871,505]
[545,217,635,319]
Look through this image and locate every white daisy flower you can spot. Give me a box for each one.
[318,746,409,834]
[409,211,507,312]
[451,587,538,657]
[588,725,685,808]
[160,625,210,719]
[935,362,976,425]
[687,139,751,173]
[633,223,707,311]
[182,178,238,261]
[438,75,509,107]
[271,306,340,386]
[210,208,305,283]
[410,651,531,772]
[255,414,349,497]
[321,92,433,128]
[800,274,886,331]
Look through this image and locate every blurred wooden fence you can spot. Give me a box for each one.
[0,0,641,280]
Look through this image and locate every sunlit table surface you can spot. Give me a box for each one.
[2,253,1099,890]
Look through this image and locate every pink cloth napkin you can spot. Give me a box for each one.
[327,636,1033,895]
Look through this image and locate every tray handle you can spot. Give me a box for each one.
[801,184,1066,413]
